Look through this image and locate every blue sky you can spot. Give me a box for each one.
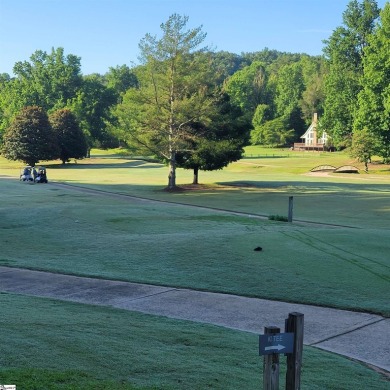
[0,0,387,76]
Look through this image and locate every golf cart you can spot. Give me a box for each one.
[35,166,48,183]
[20,166,34,182]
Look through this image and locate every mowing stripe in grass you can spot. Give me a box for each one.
[281,231,390,283]
[294,230,390,271]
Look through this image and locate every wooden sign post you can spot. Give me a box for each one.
[259,313,304,390]
[285,312,304,390]
[263,326,281,390]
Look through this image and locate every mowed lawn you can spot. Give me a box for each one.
[1,294,389,390]
[1,150,389,315]
[1,149,390,389]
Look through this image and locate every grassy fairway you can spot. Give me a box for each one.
[1,150,389,388]
[0,293,389,390]
[0,151,389,315]
[12,148,390,230]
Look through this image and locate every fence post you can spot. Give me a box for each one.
[285,312,304,390]
[263,326,280,390]
[288,196,294,222]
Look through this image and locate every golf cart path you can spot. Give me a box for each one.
[1,266,389,374]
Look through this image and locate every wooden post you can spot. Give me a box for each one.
[288,196,294,222]
[285,312,304,390]
[263,326,280,390]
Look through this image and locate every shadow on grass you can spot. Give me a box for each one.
[44,159,164,170]
[217,180,390,193]
[4,172,390,196]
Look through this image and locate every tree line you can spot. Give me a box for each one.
[1,106,88,167]
[0,0,389,187]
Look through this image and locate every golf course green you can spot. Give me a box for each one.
[1,147,389,389]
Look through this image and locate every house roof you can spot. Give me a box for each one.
[301,122,316,139]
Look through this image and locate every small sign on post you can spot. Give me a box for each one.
[259,332,294,356]
[259,313,304,390]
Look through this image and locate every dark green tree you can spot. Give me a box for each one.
[175,93,249,184]
[50,109,88,164]
[1,106,58,166]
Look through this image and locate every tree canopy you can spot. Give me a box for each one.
[353,3,390,162]
[12,47,83,112]
[50,109,88,164]
[114,14,217,189]
[1,1,389,176]
[0,48,119,148]
[67,74,118,148]
[1,106,58,166]
[175,92,249,183]
[321,0,381,148]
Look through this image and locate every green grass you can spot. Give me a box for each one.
[0,174,389,316]
[1,293,389,390]
[1,150,390,388]
[6,149,388,229]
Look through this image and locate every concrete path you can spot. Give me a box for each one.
[0,266,389,373]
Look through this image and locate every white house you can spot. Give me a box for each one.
[294,113,328,150]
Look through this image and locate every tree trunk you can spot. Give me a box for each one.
[193,167,199,185]
[167,150,176,189]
